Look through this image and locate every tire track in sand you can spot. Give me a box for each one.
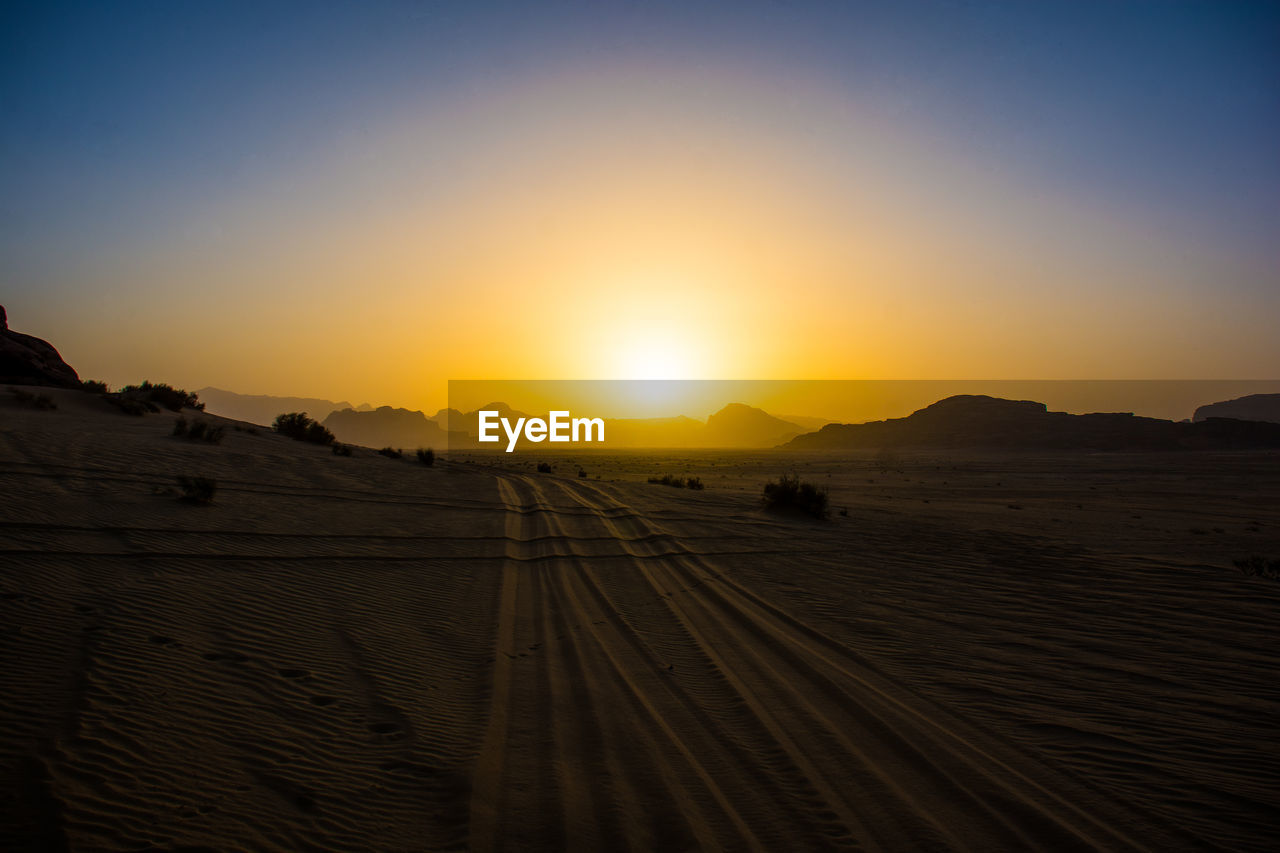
[472,475,772,852]
[470,471,1172,851]
[467,478,521,853]
[548,476,1168,852]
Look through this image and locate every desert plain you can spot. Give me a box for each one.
[2,387,1278,851]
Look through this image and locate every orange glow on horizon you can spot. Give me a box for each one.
[26,60,1277,413]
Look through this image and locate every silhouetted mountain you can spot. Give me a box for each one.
[703,403,804,447]
[442,404,536,440]
[322,406,454,450]
[1193,394,1280,424]
[198,387,355,426]
[431,408,464,431]
[0,305,81,388]
[783,394,1280,451]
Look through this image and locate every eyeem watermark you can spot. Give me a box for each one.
[478,410,605,452]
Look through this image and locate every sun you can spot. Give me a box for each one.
[614,338,696,379]
[609,324,715,379]
[575,266,729,380]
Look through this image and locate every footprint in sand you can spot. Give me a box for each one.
[381,760,435,779]
[202,651,250,663]
[368,721,404,740]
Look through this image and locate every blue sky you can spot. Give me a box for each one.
[2,1,1277,398]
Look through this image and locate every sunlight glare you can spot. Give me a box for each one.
[616,336,702,380]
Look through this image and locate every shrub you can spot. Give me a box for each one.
[177,476,217,505]
[8,388,56,410]
[685,476,705,491]
[416,447,435,466]
[173,417,223,444]
[81,379,109,394]
[233,424,259,435]
[119,380,203,411]
[578,468,588,478]
[105,394,157,415]
[762,474,829,519]
[332,443,353,456]
[647,473,691,489]
[378,447,403,459]
[273,412,335,445]
[194,423,222,444]
[536,462,552,473]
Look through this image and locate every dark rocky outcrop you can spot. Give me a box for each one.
[784,394,1280,451]
[322,406,455,450]
[1193,394,1280,424]
[0,305,81,388]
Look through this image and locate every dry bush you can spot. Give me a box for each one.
[119,381,203,411]
[273,412,335,445]
[762,474,829,518]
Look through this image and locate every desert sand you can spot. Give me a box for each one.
[3,387,1278,850]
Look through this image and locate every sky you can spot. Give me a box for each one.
[3,1,1278,411]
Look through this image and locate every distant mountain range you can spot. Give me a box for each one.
[784,395,1280,451]
[194,383,1280,452]
[292,401,814,450]
[8,315,1277,453]
[197,387,373,426]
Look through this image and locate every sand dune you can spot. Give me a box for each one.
[2,387,1278,850]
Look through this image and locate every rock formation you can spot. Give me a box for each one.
[322,406,454,450]
[783,394,1280,451]
[1193,394,1280,424]
[0,305,81,388]
[702,403,803,447]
